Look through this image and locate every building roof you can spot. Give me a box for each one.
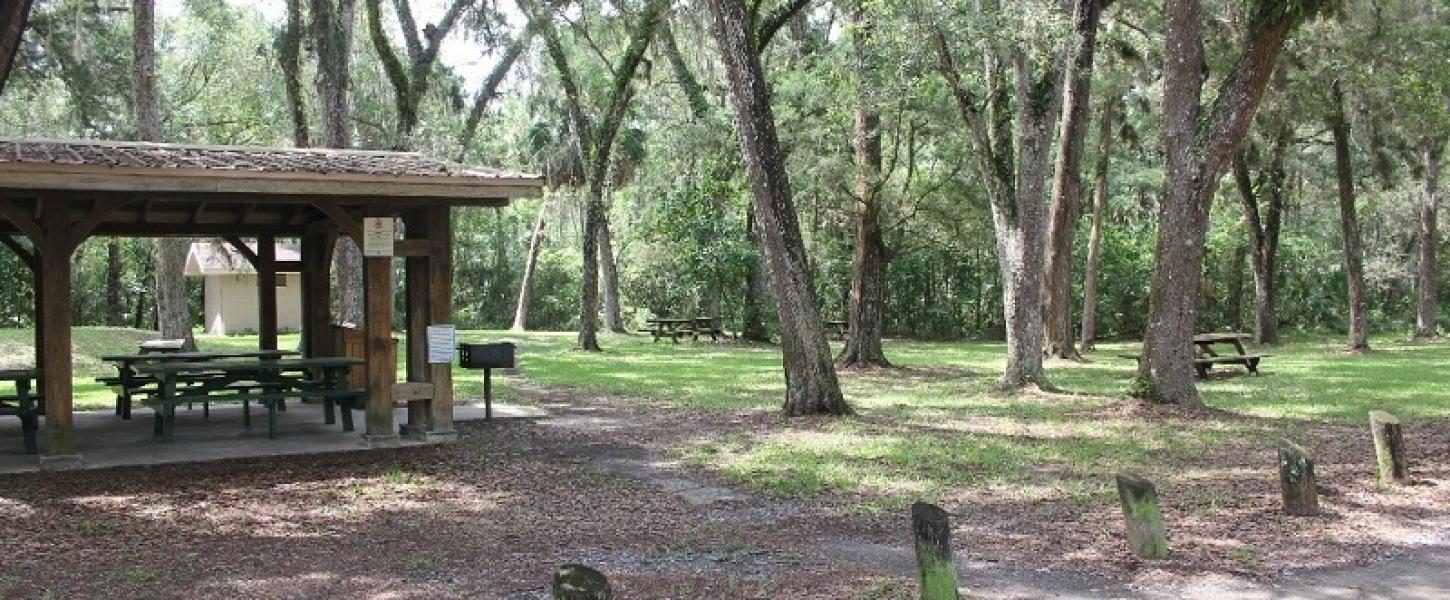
[185,241,301,277]
[0,138,542,203]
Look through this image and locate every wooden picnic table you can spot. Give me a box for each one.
[643,317,723,343]
[825,320,848,340]
[135,357,362,442]
[0,369,41,454]
[99,350,299,420]
[1121,332,1269,379]
[1191,332,1268,378]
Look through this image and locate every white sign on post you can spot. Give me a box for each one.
[426,324,456,364]
[362,217,395,257]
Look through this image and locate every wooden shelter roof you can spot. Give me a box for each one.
[0,138,543,238]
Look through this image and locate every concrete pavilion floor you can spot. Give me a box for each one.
[0,400,544,474]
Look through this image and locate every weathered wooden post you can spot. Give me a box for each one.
[1277,441,1319,516]
[910,502,961,599]
[1369,411,1410,485]
[552,564,611,600]
[1115,473,1168,559]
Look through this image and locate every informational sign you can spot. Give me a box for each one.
[427,324,457,364]
[362,217,395,257]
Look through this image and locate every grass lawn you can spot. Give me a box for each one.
[2,327,1446,579]
[479,331,1450,504]
[5,326,1447,505]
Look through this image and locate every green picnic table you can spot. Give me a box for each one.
[0,369,42,454]
[135,357,362,442]
[100,349,299,420]
[642,316,724,343]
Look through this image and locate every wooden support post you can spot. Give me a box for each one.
[551,564,612,600]
[1115,473,1168,559]
[426,205,456,440]
[300,233,334,357]
[256,235,278,351]
[38,200,79,467]
[910,502,961,600]
[1369,411,1410,485]
[1278,441,1320,516]
[402,211,431,438]
[363,219,397,446]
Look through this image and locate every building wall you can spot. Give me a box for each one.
[203,274,303,335]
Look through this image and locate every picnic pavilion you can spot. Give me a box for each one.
[0,138,542,467]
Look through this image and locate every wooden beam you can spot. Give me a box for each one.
[363,230,396,443]
[0,198,42,241]
[136,199,152,224]
[83,223,312,237]
[426,205,455,438]
[235,202,257,225]
[300,233,335,358]
[256,235,278,351]
[403,211,431,436]
[284,203,309,226]
[392,382,434,403]
[39,200,76,459]
[313,199,363,242]
[0,233,35,271]
[188,201,208,224]
[70,198,126,241]
[393,239,431,257]
[222,235,260,268]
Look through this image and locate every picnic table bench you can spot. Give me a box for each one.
[99,349,299,420]
[139,339,187,354]
[1120,332,1270,379]
[825,320,848,340]
[642,317,724,343]
[0,369,41,454]
[135,357,362,442]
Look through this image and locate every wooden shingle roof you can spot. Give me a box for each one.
[0,138,542,203]
[0,138,529,180]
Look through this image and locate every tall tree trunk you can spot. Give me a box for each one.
[531,0,666,351]
[278,0,310,148]
[1415,142,1441,338]
[1042,0,1106,360]
[134,0,194,349]
[708,0,850,416]
[838,0,890,369]
[106,240,124,326]
[311,0,361,325]
[511,197,550,331]
[1225,242,1247,331]
[599,215,625,333]
[935,27,1058,390]
[1329,80,1370,351]
[1136,0,1320,406]
[1232,125,1288,345]
[1079,94,1115,351]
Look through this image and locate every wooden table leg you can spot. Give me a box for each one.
[18,377,37,455]
[160,373,177,443]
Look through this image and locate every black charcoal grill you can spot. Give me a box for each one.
[458,342,516,419]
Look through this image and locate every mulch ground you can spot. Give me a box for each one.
[2,377,1448,598]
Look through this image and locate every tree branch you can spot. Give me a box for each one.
[755,0,813,55]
